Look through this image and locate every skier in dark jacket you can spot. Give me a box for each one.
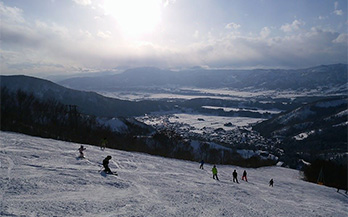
[200,160,204,169]
[103,155,113,174]
[232,170,239,183]
[269,178,274,187]
[78,145,86,158]
[242,170,248,182]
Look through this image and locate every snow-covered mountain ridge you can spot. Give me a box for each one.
[1,131,347,217]
[1,74,347,168]
[254,97,347,137]
[0,75,172,117]
[253,97,347,165]
[58,64,348,92]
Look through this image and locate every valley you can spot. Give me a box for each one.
[1,64,347,169]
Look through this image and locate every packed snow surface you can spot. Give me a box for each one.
[97,118,128,132]
[96,88,334,101]
[168,113,264,132]
[1,131,347,217]
[201,106,282,114]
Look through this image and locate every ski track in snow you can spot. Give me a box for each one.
[0,131,347,217]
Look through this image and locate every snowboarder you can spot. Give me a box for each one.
[78,145,86,158]
[242,170,248,182]
[199,160,204,169]
[102,155,116,175]
[269,178,274,187]
[100,137,108,150]
[212,165,219,181]
[232,170,239,183]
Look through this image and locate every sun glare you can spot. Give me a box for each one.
[103,0,162,37]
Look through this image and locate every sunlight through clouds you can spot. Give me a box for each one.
[101,0,162,37]
[72,0,92,6]
[0,0,347,76]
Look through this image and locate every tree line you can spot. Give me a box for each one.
[303,159,347,191]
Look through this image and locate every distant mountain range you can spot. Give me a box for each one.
[58,64,348,92]
[1,66,347,167]
[2,64,347,119]
[0,75,172,117]
[0,75,283,118]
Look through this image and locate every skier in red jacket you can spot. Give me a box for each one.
[242,170,248,182]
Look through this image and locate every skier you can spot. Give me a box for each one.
[232,170,239,183]
[242,170,248,182]
[199,160,204,169]
[102,155,116,175]
[100,137,108,150]
[212,165,219,181]
[78,145,86,158]
[269,178,274,187]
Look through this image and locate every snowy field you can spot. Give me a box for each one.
[1,131,347,217]
[137,113,265,133]
[96,88,329,101]
[168,113,264,132]
[201,106,282,115]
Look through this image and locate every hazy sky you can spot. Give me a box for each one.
[1,0,347,77]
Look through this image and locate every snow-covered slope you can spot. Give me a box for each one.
[1,131,347,217]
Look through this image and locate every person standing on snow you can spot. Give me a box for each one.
[232,170,239,183]
[103,155,117,175]
[100,137,108,150]
[200,160,204,169]
[212,165,219,181]
[242,170,248,182]
[269,178,274,187]
[78,145,86,158]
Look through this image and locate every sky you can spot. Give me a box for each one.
[0,0,347,78]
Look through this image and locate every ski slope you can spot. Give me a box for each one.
[0,131,347,216]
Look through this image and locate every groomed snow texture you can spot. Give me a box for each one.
[1,132,347,216]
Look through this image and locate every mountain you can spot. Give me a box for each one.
[253,97,348,165]
[0,75,172,117]
[1,131,347,217]
[58,64,348,92]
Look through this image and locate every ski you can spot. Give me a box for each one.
[100,170,118,176]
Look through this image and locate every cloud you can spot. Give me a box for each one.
[334,1,343,15]
[183,27,347,69]
[281,20,305,32]
[1,23,42,48]
[0,1,25,23]
[163,0,176,8]
[0,3,93,75]
[72,0,92,6]
[97,31,112,39]
[225,22,241,30]
[0,1,346,76]
[333,33,348,44]
[260,27,271,38]
[193,30,199,39]
[334,9,343,16]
